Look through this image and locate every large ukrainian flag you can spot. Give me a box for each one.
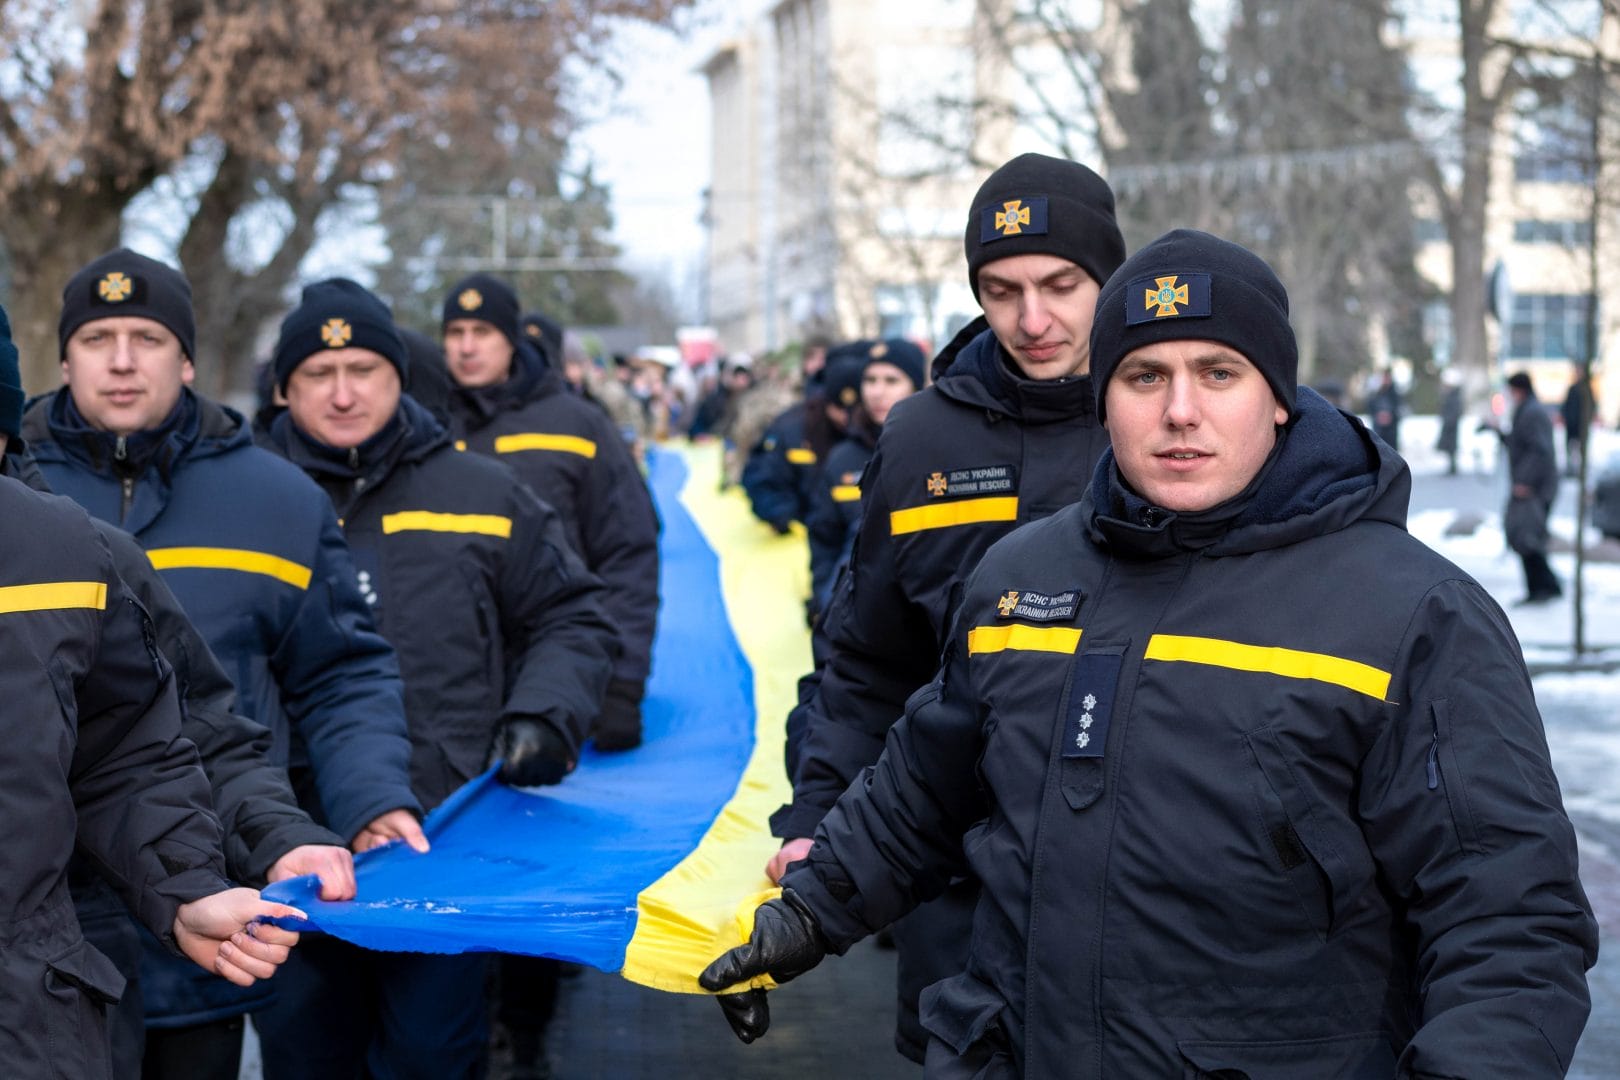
[265,443,805,993]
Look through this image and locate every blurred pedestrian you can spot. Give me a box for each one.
[1366,368,1402,451]
[256,279,617,1080]
[708,230,1596,1078]
[1436,368,1463,475]
[1561,366,1593,477]
[21,249,420,1079]
[1487,371,1563,604]
[740,346,866,537]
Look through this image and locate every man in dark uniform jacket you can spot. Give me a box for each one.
[260,279,618,1080]
[22,248,421,1077]
[705,230,1596,1078]
[767,154,1127,1062]
[740,346,865,537]
[0,299,304,1080]
[442,274,657,753]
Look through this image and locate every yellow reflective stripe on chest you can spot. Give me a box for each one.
[890,496,1019,536]
[0,581,108,614]
[967,624,1082,655]
[146,547,313,590]
[493,433,598,459]
[381,511,513,538]
[1145,634,1390,701]
[786,447,817,465]
[831,484,861,503]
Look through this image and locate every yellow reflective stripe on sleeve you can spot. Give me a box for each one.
[967,624,1082,655]
[785,447,817,465]
[146,547,313,590]
[1144,634,1391,701]
[0,581,108,614]
[381,511,513,538]
[830,484,861,503]
[890,496,1019,536]
[493,433,598,459]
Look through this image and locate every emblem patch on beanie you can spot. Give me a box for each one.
[525,322,542,337]
[981,196,1049,242]
[320,318,353,348]
[98,272,134,303]
[1126,273,1212,325]
[458,288,484,311]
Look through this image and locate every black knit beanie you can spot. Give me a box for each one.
[1090,229,1297,423]
[965,153,1126,301]
[821,342,872,409]
[0,300,22,439]
[521,311,565,367]
[59,248,197,361]
[866,338,927,391]
[443,274,522,353]
[272,278,408,391]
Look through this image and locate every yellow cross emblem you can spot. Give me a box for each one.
[458,288,483,311]
[926,471,948,496]
[994,200,1032,236]
[98,272,133,302]
[997,591,1020,617]
[1145,276,1191,318]
[525,323,541,336]
[320,318,353,348]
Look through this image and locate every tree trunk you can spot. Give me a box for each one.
[6,187,126,394]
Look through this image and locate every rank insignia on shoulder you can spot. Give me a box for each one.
[996,587,1081,622]
[925,463,1017,498]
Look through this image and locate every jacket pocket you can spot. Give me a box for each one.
[44,937,126,1078]
[1245,725,1369,939]
[1178,1031,1395,1079]
[918,971,1015,1078]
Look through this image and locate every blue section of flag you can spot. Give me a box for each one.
[264,448,756,968]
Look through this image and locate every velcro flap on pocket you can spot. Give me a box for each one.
[46,939,126,1006]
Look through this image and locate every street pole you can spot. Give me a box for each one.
[1573,32,1605,657]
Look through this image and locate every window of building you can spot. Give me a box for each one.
[1512,219,1592,245]
[1507,293,1594,361]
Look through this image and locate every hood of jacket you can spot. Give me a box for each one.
[452,338,562,426]
[1085,386,1406,559]
[23,387,254,478]
[930,317,1099,427]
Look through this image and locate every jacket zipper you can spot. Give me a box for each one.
[1426,715,1441,791]
[115,435,135,523]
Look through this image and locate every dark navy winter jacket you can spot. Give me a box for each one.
[774,319,1109,839]
[24,388,417,1026]
[788,389,1597,1077]
[741,404,823,533]
[266,396,618,809]
[0,475,229,1077]
[805,423,876,616]
[448,341,658,689]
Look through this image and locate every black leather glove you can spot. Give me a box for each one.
[591,678,644,752]
[487,718,573,787]
[769,519,792,536]
[698,888,828,1043]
